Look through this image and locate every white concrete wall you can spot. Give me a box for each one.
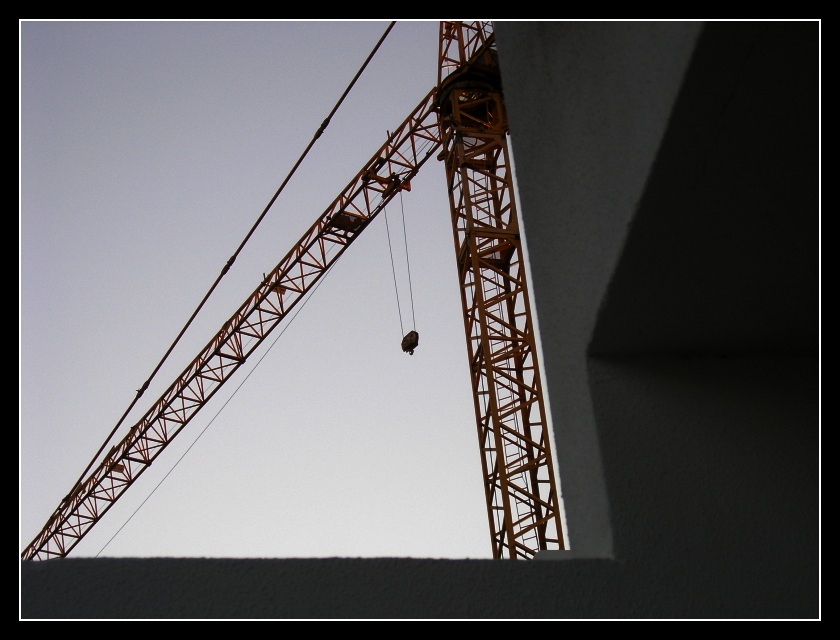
[498,21,704,559]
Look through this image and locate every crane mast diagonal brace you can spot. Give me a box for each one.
[21,87,442,562]
[437,21,565,559]
[23,21,566,562]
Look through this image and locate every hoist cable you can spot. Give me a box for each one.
[60,21,397,507]
[95,260,339,557]
[383,207,405,337]
[399,189,416,330]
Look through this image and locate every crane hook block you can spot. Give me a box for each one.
[401,330,419,355]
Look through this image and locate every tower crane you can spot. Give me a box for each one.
[21,20,565,561]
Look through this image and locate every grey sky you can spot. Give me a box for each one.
[20,20,497,559]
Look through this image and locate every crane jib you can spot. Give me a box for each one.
[23,20,565,561]
[22,86,443,562]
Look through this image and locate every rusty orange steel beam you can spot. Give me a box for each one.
[22,86,443,561]
[437,21,565,559]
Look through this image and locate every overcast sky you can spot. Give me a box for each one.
[19,19,528,559]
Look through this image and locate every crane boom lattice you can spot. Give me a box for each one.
[22,21,565,562]
[21,88,442,562]
[437,21,565,559]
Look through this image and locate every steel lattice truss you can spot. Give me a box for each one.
[22,87,443,561]
[23,20,565,562]
[437,22,565,559]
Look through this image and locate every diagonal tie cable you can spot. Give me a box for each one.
[59,21,397,505]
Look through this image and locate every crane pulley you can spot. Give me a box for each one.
[401,330,419,355]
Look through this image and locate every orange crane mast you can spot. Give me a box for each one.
[21,20,565,562]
